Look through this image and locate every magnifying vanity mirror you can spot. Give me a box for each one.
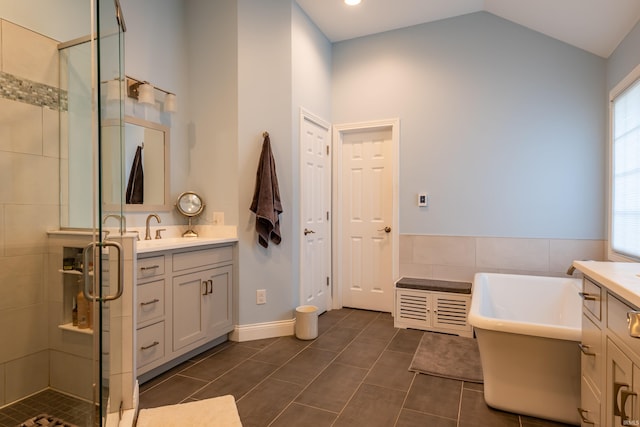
[176,191,205,237]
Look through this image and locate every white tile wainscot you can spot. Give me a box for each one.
[394,277,472,337]
[135,238,238,383]
[574,261,640,426]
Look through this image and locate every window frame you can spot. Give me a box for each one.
[608,64,640,262]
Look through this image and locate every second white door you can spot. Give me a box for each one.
[300,111,331,314]
[340,127,394,312]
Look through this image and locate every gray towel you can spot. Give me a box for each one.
[126,145,143,204]
[250,134,282,248]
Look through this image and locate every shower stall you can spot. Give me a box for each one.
[0,1,131,426]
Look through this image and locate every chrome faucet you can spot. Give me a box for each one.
[103,214,126,234]
[145,214,161,240]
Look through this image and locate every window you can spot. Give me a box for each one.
[610,66,640,260]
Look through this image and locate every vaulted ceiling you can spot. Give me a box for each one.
[295,0,640,58]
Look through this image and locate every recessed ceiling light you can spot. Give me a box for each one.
[345,0,361,5]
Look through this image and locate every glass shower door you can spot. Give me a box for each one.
[96,0,128,424]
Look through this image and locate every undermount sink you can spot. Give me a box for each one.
[136,236,237,253]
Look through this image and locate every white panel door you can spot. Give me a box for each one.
[341,128,393,312]
[300,112,331,314]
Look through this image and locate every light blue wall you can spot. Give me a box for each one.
[291,3,332,306]
[332,12,607,240]
[121,0,190,226]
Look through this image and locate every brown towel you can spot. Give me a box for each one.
[126,145,144,204]
[250,133,283,248]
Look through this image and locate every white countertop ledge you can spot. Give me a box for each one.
[136,236,238,253]
[574,260,640,308]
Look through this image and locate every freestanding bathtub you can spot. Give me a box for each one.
[468,273,582,425]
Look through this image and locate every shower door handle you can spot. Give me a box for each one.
[82,240,124,302]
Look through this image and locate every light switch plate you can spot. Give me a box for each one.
[418,193,428,207]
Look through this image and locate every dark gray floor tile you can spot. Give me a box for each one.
[271,347,338,386]
[464,381,484,391]
[337,309,380,330]
[387,328,424,354]
[295,362,369,412]
[138,374,208,409]
[310,325,361,352]
[364,350,416,392]
[139,359,195,391]
[521,415,576,427]
[270,403,337,427]
[187,340,235,362]
[458,389,520,427]
[191,359,279,401]
[318,309,353,335]
[359,315,398,342]
[404,374,462,419]
[333,383,405,427]
[236,336,280,350]
[333,334,390,369]
[179,344,260,381]
[250,335,310,366]
[396,408,457,427]
[236,378,303,427]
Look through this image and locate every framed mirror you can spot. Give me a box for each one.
[176,191,205,237]
[102,116,170,211]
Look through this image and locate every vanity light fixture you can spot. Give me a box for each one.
[164,93,177,113]
[126,75,177,112]
[106,78,122,102]
[345,0,361,5]
[137,82,155,105]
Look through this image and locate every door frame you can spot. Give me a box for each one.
[298,108,332,310]
[332,118,400,311]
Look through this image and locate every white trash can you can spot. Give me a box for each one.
[295,305,318,340]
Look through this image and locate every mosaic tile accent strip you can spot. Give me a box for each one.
[0,71,67,111]
[17,414,78,427]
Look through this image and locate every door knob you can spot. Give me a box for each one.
[304,228,316,235]
[378,226,391,233]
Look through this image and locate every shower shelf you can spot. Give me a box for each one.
[58,323,93,335]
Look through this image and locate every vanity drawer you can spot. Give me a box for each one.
[173,246,233,272]
[607,294,640,356]
[137,321,165,368]
[137,279,165,325]
[581,313,602,393]
[137,255,165,280]
[582,278,602,321]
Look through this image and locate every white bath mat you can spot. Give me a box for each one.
[136,395,242,427]
[409,332,483,383]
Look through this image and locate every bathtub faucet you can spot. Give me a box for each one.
[566,265,576,275]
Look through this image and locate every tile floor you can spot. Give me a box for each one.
[139,308,575,427]
[0,389,93,427]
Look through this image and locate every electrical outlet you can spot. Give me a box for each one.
[256,289,266,305]
[213,212,224,225]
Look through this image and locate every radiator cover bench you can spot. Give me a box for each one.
[394,277,472,337]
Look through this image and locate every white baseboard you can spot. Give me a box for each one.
[229,318,295,342]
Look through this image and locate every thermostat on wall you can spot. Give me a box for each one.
[418,193,428,207]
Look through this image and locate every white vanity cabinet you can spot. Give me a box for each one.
[577,267,640,427]
[136,243,234,377]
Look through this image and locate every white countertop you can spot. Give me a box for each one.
[136,236,238,253]
[574,260,640,308]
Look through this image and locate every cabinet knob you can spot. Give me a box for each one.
[628,311,640,338]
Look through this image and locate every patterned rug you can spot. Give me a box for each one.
[18,414,79,427]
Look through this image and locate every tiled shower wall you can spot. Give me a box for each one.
[400,234,605,283]
[0,20,63,406]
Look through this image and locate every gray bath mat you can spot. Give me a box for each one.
[409,332,483,383]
